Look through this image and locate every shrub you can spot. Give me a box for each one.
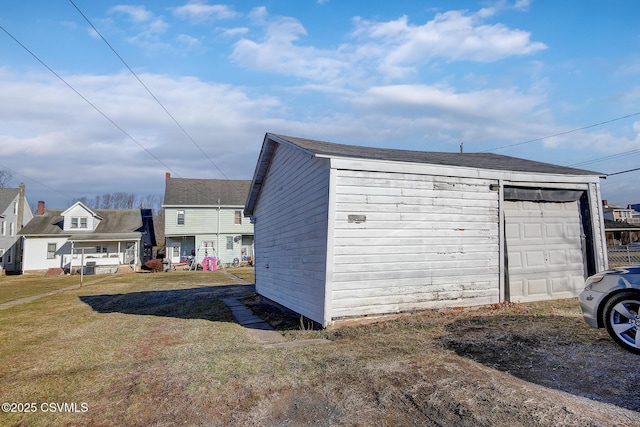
[144,259,163,273]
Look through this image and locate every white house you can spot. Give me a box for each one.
[0,183,33,273]
[18,201,156,274]
[162,174,254,267]
[245,133,608,327]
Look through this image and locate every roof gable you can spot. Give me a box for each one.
[61,201,102,220]
[0,188,19,214]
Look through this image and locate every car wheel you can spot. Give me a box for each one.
[602,291,640,354]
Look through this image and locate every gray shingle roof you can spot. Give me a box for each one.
[18,209,144,236]
[163,178,251,206]
[272,134,605,177]
[0,188,19,214]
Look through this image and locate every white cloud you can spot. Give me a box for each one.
[172,1,238,23]
[176,33,201,48]
[109,5,169,47]
[352,9,547,79]
[110,5,154,23]
[231,11,347,82]
[231,6,546,85]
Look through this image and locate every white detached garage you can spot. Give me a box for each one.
[245,134,608,327]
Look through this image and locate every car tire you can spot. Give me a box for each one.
[602,291,640,354]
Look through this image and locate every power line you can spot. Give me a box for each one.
[0,23,182,178]
[607,166,640,177]
[0,162,76,201]
[482,111,640,153]
[69,0,229,180]
[569,148,640,167]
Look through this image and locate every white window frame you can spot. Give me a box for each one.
[9,222,14,237]
[1,221,5,236]
[177,210,185,226]
[47,243,57,259]
[234,210,242,225]
[71,217,88,229]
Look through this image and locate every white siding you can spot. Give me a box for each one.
[253,144,331,324]
[22,237,71,271]
[329,169,500,319]
[63,204,99,230]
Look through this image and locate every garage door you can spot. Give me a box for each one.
[504,200,586,302]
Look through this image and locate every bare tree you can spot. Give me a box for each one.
[0,169,13,188]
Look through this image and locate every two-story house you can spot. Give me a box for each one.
[19,201,156,274]
[162,174,253,267]
[0,183,33,273]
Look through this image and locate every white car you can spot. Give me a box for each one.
[579,265,640,354]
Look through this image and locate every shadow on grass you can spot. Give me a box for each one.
[441,314,640,412]
[80,284,255,322]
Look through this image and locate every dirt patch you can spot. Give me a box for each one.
[2,275,639,427]
[237,298,640,426]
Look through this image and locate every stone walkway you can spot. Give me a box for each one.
[221,297,331,349]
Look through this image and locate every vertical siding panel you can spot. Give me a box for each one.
[254,144,330,324]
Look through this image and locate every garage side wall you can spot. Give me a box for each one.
[253,144,331,324]
[330,169,500,320]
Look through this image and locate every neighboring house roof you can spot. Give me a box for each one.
[604,219,640,231]
[18,209,146,237]
[163,178,251,206]
[246,133,607,215]
[0,187,19,213]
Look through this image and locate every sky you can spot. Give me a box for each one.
[1,0,640,209]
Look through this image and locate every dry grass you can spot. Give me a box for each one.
[0,271,639,426]
[0,274,86,304]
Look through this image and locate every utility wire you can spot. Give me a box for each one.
[607,166,640,177]
[569,148,640,167]
[0,23,182,179]
[69,0,229,179]
[0,162,76,201]
[482,111,640,153]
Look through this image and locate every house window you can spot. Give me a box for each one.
[235,210,242,225]
[96,246,107,253]
[202,241,215,257]
[1,221,5,236]
[226,236,233,250]
[13,201,17,215]
[47,243,57,259]
[71,217,88,229]
[9,223,14,236]
[177,210,185,225]
[0,248,4,263]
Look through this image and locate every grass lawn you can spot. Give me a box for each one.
[0,269,637,426]
[0,274,87,305]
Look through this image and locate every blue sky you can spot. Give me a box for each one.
[1,0,640,208]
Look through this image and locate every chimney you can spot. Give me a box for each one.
[37,201,45,215]
[166,172,171,179]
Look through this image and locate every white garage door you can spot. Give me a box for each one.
[504,200,586,302]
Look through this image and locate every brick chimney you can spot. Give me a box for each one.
[166,172,171,179]
[37,201,45,215]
